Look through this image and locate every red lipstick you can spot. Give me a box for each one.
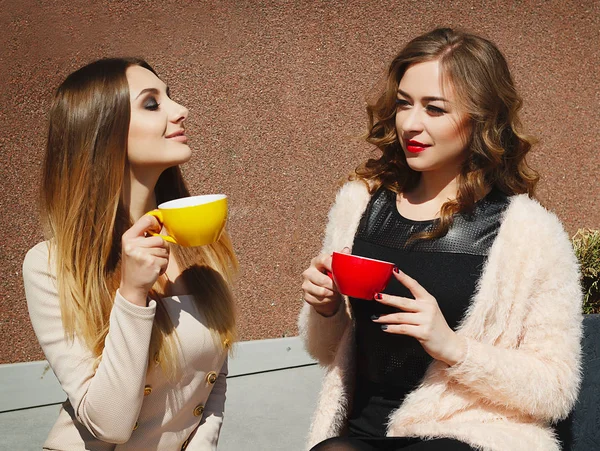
[405,140,430,153]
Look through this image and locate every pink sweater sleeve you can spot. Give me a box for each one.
[297,182,372,366]
[298,301,351,365]
[23,242,156,444]
[446,205,583,421]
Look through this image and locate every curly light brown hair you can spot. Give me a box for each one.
[353,28,539,239]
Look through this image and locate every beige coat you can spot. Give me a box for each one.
[24,241,227,450]
[298,181,583,451]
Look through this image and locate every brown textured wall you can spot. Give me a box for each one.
[1,0,598,364]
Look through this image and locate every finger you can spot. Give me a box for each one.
[127,235,169,250]
[374,292,419,312]
[310,253,334,273]
[123,215,161,239]
[305,266,336,291]
[302,292,319,306]
[148,246,170,259]
[303,292,334,308]
[144,214,163,234]
[393,268,430,299]
[340,246,351,254]
[302,280,336,299]
[380,323,423,338]
[372,312,421,325]
[157,257,169,276]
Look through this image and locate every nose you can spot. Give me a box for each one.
[170,101,189,124]
[400,106,424,134]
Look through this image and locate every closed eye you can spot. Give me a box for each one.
[144,97,160,111]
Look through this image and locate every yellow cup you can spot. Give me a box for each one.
[146,194,228,247]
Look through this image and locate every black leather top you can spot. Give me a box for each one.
[356,187,510,255]
[347,187,511,438]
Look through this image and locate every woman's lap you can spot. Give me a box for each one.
[310,436,477,451]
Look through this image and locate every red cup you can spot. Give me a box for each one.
[330,252,394,300]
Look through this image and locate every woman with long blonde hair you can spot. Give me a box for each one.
[300,28,582,450]
[23,57,237,450]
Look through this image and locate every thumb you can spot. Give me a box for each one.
[341,246,351,254]
[144,214,163,234]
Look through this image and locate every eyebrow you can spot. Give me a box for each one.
[397,89,449,103]
[135,86,171,100]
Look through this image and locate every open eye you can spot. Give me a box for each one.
[426,104,446,115]
[395,98,410,109]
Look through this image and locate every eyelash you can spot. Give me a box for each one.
[395,98,446,115]
[144,97,160,111]
[427,105,446,115]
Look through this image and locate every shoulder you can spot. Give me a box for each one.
[321,180,374,253]
[334,180,371,203]
[326,180,372,227]
[504,195,568,236]
[329,180,372,215]
[23,242,60,320]
[23,241,52,276]
[500,194,574,256]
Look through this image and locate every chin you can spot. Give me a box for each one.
[171,145,193,165]
[404,158,430,172]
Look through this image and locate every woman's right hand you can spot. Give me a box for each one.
[301,250,345,317]
[119,215,170,307]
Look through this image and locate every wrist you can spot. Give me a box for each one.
[118,286,149,307]
[444,334,467,366]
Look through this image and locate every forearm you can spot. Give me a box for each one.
[76,291,156,442]
[443,195,585,421]
[25,244,158,443]
[298,300,350,365]
[298,181,369,365]
[447,323,582,420]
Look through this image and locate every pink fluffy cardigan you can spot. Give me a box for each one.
[298,181,583,451]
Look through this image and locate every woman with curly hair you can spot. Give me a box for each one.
[23,58,237,450]
[300,28,582,451]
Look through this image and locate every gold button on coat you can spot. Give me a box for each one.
[206,371,218,385]
[181,438,189,450]
[144,385,152,396]
[193,404,204,417]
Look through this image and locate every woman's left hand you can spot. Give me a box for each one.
[372,268,467,366]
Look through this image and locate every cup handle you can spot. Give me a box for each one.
[145,210,178,244]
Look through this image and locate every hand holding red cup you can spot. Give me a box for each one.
[330,252,394,300]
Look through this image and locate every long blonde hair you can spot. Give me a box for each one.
[355,28,539,239]
[41,57,237,379]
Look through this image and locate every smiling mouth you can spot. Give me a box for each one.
[165,130,188,143]
[405,140,430,153]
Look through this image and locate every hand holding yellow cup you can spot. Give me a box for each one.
[146,194,228,247]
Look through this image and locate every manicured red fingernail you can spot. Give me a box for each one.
[393,266,399,274]
[375,293,383,300]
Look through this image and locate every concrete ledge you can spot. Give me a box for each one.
[0,360,59,412]
[0,336,315,413]
[228,336,314,377]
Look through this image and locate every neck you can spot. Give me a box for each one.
[123,168,160,222]
[408,166,461,204]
